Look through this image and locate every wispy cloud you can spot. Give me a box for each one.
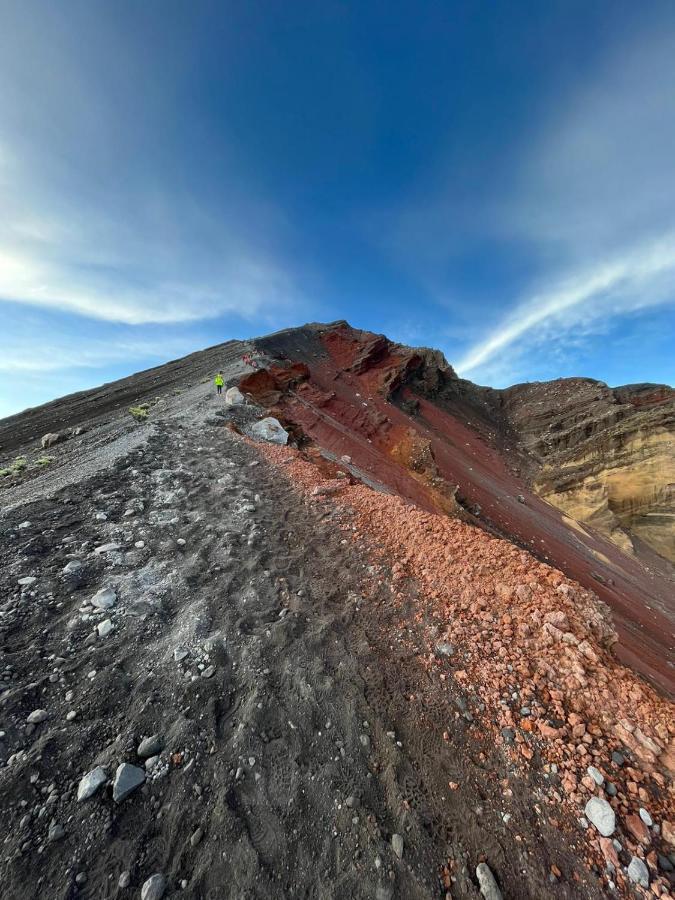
[455,234,675,376]
[0,7,305,327]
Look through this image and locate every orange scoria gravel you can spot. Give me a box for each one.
[258,440,675,898]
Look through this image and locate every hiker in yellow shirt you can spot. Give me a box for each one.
[214,372,224,395]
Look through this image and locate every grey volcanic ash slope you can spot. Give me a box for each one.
[0,321,673,900]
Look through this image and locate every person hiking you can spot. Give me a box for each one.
[214,372,224,395]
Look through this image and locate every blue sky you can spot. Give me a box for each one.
[1,0,674,417]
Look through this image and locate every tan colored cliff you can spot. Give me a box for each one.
[501,379,675,564]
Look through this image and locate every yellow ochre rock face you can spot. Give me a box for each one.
[501,379,675,565]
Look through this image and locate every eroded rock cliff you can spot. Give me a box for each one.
[500,379,675,563]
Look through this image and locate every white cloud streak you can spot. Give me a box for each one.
[455,235,675,376]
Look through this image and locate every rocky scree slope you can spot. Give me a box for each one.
[244,322,674,696]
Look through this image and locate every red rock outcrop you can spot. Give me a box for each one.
[243,321,674,697]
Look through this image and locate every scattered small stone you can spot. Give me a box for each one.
[627,855,649,888]
[585,797,615,837]
[94,542,121,555]
[118,871,131,889]
[201,666,215,679]
[141,873,167,900]
[112,763,145,803]
[190,827,204,847]
[77,766,107,801]
[138,734,164,758]
[391,834,404,859]
[476,862,503,899]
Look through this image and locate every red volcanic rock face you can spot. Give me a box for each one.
[248,322,674,697]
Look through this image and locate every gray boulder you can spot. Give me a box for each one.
[112,763,145,802]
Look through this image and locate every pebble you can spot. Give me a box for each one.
[391,834,404,859]
[135,540,145,548]
[66,710,77,721]
[112,763,145,802]
[90,587,116,610]
[584,797,615,837]
[434,641,455,657]
[62,560,83,574]
[141,873,167,900]
[174,648,188,662]
[77,766,107,801]
[201,666,215,679]
[145,755,160,771]
[476,862,503,899]
[18,577,37,587]
[587,765,604,786]
[501,727,515,744]
[94,542,121,554]
[627,855,649,888]
[639,808,653,827]
[27,709,48,724]
[18,521,32,529]
[75,872,87,885]
[190,827,204,847]
[605,782,617,797]
[138,734,164,758]
[118,871,131,889]
[611,751,625,767]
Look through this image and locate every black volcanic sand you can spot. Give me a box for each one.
[0,391,606,899]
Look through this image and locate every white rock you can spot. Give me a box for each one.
[18,521,32,529]
[27,709,48,724]
[94,542,121,554]
[225,386,245,407]
[135,541,145,548]
[97,619,113,637]
[250,417,289,445]
[639,808,653,827]
[141,873,167,900]
[391,833,404,859]
[62,560,83,574]
[90,588,116,610]
[627,856,649,888]
[173,648,188,662]
[18,576,37,587]
[584,797,615,837]
[476,863,503,899]
[95,511,108,521]
[77,766,107,801]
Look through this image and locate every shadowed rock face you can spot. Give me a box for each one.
[247,321,674,695]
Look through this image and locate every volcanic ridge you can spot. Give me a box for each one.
[0,320,673,900]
